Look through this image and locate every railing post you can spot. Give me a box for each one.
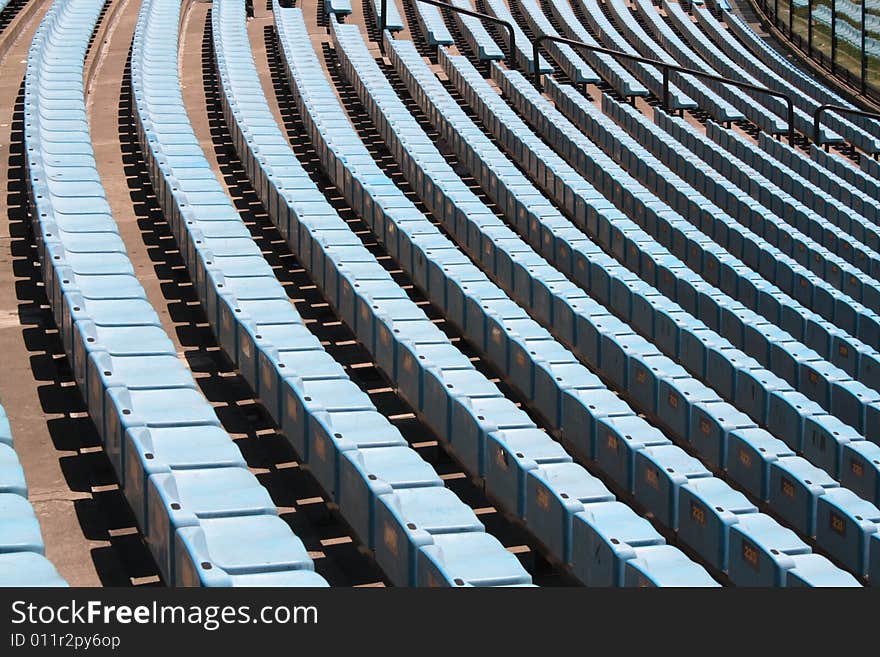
[786,97,795,145]
[379,0,386,52]
[533,36,543,90]
[662,65,670,112]
[811,104,880,147]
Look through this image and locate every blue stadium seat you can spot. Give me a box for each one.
[677,478,757,571]
[623,544,720,586]
[570,501,665,586]
[0,553,68,587]
[815,487,880,577]
[727,514,812,586]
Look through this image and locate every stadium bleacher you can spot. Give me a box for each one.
[25,0,325,587]
[277,4,718,586]
[213,0,532,587]
[6,0,880,587]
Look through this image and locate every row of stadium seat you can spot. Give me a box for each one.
[0,402,65,586]
[692,2,879,152]
[598,92,880,366]
[629,0,783,134]
[813,147,880,200]
[659,0,839,143]
[275,5,719,586]
[481,0,552,74]
[450,0,504,60]
[211,0,533,587]
[708,126,880,273]
[383,34,859,585]
[646,111,880,388]
[573,0,695,109]
[510,0,598,85]
[500,70,880,447]
[412,0,454,46]
[602,0,741,124]
[543,87,880,432]
[760,134,880,225]
[542,0,647,98]
[435,42,879,581]
[0,24,63,575]
[23,0,312,587]
[720,9,880,141]
[486,71,880,580]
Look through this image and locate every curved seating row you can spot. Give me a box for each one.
[412,0,454,46]
[24,0,312,587]
[660,0,839,143]
[519,74,880,447]
[445,47,875,583]
[543,0,648,98]
[211,0,532,587]
[721,9,880,141]
[573,0,695,109]
[449,0,504,60]
[276,5,719,586]
[386,35,859,585]
[630,0,784,134]
[0,401,65,586]
[481,0,552,74]
[603,0,741,124]
[597,89,880,369]
[510,0,598,85]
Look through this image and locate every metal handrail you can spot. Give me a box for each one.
[813,104,880,145]
[531,34,797,145]
[378,0,515,62]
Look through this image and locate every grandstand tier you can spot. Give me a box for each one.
[3,0,880,587]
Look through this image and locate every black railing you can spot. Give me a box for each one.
[813,104,880,145]
[379,0,515,61]
[531,34,797,145]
